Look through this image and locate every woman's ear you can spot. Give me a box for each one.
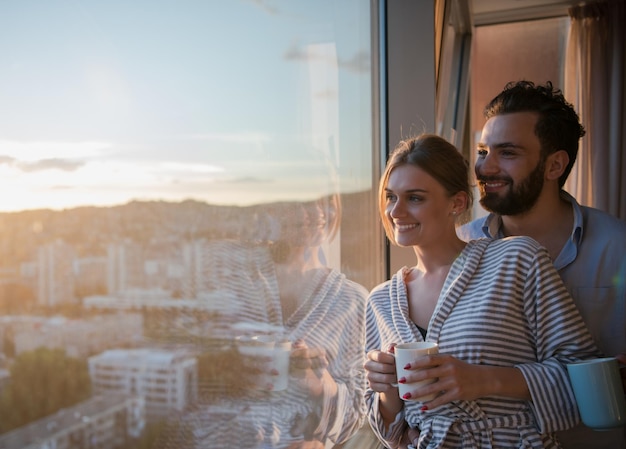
[451,192,468,215]
[545,150,569,181]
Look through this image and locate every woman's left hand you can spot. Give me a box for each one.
[290,339,336,399]
[400,353,529,409]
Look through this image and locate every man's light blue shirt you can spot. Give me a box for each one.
[458,191,626,358]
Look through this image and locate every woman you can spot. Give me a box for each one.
[364,134,599,448]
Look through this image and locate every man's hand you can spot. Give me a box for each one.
[615,353,626,392]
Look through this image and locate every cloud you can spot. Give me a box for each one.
[243,0,280,15]
[0,155,16,165]
[314,89,338,100]
[284,43,311,62]
[0,140,112,159]
[16,158,85,173]
[222,176,273,184]
[180,132,270,144]
[0,155,84,172]
[284,43,370,73]
[339,50,370,73]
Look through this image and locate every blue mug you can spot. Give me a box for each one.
[567,357,626,430]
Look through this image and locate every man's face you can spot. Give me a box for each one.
[475,112,546,216]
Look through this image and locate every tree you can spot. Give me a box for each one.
[136,419,192,449]
[0,347,91,433]
[2,327,15,358]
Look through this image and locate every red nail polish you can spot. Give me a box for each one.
[420,405,429,412]
[402,392,412,400]
[270,369,279,376]
[404,363,411,369]
[398,377,407,384]
[388,345,395,354]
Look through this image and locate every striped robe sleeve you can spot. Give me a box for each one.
[513,241,600,433]
[364,276,413,448]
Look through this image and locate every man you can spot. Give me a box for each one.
[457,80,626,449]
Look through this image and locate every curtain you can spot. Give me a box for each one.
[564,0,626,221]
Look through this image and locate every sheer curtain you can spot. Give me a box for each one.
[564,0,626,221]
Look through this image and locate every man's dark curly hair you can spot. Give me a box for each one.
[484,80,586,187]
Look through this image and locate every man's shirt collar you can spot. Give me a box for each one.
[480,191,583,269]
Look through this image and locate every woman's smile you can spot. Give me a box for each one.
[394,222,418,232]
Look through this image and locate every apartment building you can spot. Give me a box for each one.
[0,394,144,449]
[89,348,197,421]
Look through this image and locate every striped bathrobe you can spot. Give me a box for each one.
[365,237,600,449]
[150,240,368,449]
[195,240,369,449]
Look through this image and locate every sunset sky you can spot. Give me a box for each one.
[0,0,372,212]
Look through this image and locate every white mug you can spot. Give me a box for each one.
[393,341,439,401]
[237,335,292,391]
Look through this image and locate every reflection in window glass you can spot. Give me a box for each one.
[0,2,379,448]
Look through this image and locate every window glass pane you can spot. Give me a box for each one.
[0,1,378,447]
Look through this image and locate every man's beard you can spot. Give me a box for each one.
[478,159,545,216]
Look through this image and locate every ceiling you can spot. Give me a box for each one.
[471,0,581,25]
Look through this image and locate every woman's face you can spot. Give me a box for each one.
[276,197,334,247]
[384,164,457,248]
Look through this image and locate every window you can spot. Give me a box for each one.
[0,1,381,447]
[469,16,570,218]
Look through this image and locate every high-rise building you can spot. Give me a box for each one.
[37,240,76,306]
[107,240,145,295]
[182,239,206,299]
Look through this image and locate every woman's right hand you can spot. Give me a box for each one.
[364,347,398,394]
[364,345,406,426]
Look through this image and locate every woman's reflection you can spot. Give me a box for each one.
[155,194,368,449]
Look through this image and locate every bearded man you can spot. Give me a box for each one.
[458,80,626,449]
